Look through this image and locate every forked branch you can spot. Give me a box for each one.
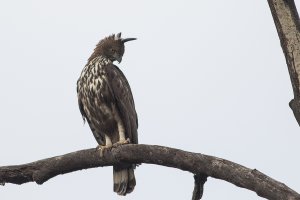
[0,144,299,200]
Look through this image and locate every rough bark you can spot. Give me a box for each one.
[267,0,300,125]
[0,144,299,200]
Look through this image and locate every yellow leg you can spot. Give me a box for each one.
[113,138,131,148]
[98,135,113,157]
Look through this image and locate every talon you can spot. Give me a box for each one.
[112,138,131,148]
[121,138,130,144]
[97,144,112,157]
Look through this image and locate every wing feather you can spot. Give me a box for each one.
[105,64,138,144]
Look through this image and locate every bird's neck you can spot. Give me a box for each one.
[79,55,111,81]
[88,55,112,67]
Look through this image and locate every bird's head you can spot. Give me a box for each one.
[89,33,136,63]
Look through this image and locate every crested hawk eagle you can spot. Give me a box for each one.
[77,33,138,196]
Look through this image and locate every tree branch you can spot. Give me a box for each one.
[267,0,300,126]
[0,144,299,200]
[192,173,207,200]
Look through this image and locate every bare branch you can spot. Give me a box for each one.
[192,173,207,200]
[0,144,299,200]
[267,0,300,125]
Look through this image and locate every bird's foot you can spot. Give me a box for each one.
[112,138,131,148]
[97,144,113,157]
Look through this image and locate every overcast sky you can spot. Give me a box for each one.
[1,0,300,199]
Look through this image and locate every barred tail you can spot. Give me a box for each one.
[113,166,136,196]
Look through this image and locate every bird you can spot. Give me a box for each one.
[76,32,138,196]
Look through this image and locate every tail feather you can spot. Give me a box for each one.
[113,166,136,196]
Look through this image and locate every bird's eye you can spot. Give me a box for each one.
[111,49,116,53]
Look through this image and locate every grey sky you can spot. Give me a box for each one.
[0,0,299,199]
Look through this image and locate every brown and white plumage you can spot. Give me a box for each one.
[76,33,138,195]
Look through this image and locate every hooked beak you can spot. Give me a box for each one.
[117,57,122,63]
[121,38,137,43]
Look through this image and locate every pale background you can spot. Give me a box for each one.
[0,0,299,199]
